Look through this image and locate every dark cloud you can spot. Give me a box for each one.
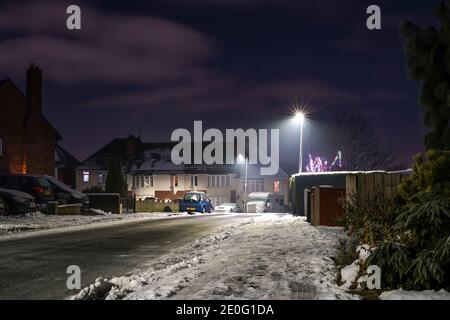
[0,1,213,85]
[0,0,434,168]
[0,0,356,115]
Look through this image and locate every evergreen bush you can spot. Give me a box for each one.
[105,158,128,197]
[367,150,450,290]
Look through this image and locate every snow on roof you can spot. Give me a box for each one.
[78,138,290,177]
[248,192,271,197]
[236,163,288,179]
[388,168,413,174]
[292,169,412,177]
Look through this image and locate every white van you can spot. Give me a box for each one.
[245,192,285,213]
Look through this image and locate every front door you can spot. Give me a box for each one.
[230,190,236,203]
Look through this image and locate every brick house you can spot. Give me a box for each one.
[0,64,61,176]
[55,144,80,188]
[76,135,289,209]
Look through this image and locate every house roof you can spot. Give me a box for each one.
[0,78,12,87]
[77,137,289,178]
[76,137,141,170]
[55,144,80,168]
[0,77,62,140]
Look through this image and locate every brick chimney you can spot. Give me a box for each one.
[26,63,42,118]
[126,134,141,156]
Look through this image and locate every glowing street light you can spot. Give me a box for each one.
[294,112,305,173]
[294,111,305,123]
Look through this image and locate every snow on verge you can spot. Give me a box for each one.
[70,214,359,300]
[379,289,450,300]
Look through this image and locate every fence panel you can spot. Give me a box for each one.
[346,172,409,198]
[135,199,178,213]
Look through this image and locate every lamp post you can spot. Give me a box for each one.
[238,154,248,213]
[294,112,305,173]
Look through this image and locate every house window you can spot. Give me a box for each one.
[83,171,90,182]
[140,177,144,188]
[0,138,3,156]
[144,176,150,187]
[173,176,179,187]
[98,173,105,185]
[241,180,264,192]
[150,175,154,187]
[273,180,280,192]
[208,175,230,187]
[191,175,199,187]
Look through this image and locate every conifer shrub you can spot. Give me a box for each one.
[367,150,450,290]
[338,192,400,246]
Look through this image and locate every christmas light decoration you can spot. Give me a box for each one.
[306,150,343,172]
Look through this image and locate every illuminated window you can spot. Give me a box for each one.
[144,176,149,187]
[83,171,90,182]
[98,172,105,184]
[273,180,280,192]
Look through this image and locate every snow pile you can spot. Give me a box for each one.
[339,261,360,290]
[70,257,205,300]
[339,244,375,290]
[71,213,358,300]
[87,208,112,215]
[356,244,373,262]
[379,289,450,300]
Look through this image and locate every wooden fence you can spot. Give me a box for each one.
[135,199,178,213]
[346,171,410,198]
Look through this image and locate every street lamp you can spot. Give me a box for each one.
[294,112,305,173]
[237,154,248,213]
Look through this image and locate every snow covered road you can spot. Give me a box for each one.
[72,214,358,300]
[0,213,253,299]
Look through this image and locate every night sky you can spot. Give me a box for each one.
[0,0,439,173]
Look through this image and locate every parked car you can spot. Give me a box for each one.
[214,203,240,213]
[0,187,37,214]
[0,195,5,214]
[0,174,53,204]
[179,191,213,214]
[41,175,89,208]
[246,192,285,213]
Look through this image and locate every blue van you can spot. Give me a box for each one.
[179,191,213,214]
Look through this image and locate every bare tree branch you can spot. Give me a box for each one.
[331,111,397,171]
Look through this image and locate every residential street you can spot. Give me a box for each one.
[0,214,253,300]
[71,214,357,300]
